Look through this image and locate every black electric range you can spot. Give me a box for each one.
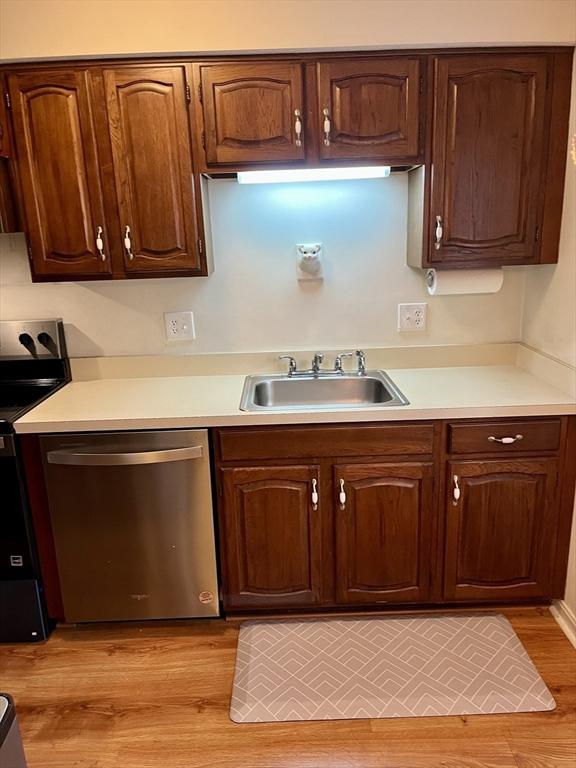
[0,320,70,642]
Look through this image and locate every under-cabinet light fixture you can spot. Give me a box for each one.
[236,166,391,184]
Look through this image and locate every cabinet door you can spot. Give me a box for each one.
[445,459,558,601]
[198,62,305,166]
[317,58,422,162]
[8,70,112,278]
[430,54,548,266]
[220,465,321,610]
[334,463,434,604]
[103,66,202,274]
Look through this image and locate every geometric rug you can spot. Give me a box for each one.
[230,614,555,722]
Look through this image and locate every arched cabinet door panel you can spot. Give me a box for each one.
[103,66,202,274]
[8,70,112,278]
[334,462,434,604]
[444,458,558,601]
[317,58,423,162]
[220,465,322,609]
[430,54,548,266]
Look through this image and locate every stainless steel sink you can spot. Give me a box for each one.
[240,371,409,411]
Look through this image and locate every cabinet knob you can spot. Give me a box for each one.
[322,108,331,146]
[311,478,319,511]
[124,225,134,261]
[435,215,443,250]
[294,109,303,147]
[488,434,524,444]
[339,478,346,510]
[95,226,106,261]
[453,474,461,505]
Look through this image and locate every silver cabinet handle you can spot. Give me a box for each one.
[124,225,134,261]
[435,215,443,250]
[323,108,331,146]
[453,474,461,505]
[339,478,346,510]
[46,445,203,467]
[311,478,319,511]
[95,226,106,261]
[294,109,303,147]
[488,434,524,444]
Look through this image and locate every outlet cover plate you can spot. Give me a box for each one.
[398,302,427,331]
[164,311,196,341]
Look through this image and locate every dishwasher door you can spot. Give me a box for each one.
[40,430,219,622]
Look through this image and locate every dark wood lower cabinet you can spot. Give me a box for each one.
[220,465,322,610]
[334,463,434,604]
[444,458,559,601]
[215,418,576,616]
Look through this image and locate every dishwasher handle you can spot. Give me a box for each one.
[46,445,204,467]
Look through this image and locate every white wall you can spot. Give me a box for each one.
[1,0,575,60]
[0,176,526,357]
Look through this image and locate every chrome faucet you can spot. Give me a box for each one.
[312,353,324,376]
[334,352,354,374]
[278,355,297,376]
[356,349,366,375]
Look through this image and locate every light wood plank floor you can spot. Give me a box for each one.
[0,607,574,768]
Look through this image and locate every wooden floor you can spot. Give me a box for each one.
[0,607,575,768]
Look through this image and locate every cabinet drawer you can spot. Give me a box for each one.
[217,423,435,462]
[448,419,562,455]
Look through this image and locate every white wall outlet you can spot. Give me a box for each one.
[164,311,196,341]
[398,302,427,331]
[296,242,323,281]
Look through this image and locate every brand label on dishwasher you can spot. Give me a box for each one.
[198,591,214,604]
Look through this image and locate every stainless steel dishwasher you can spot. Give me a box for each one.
[40,430,219,622]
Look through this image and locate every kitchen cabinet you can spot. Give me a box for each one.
[0,76,13,158]
[334,462,434,604]
[215,416,575,616]
[412,51,573,268]
[8,70,113,278]
[103,66,204,274]
[194,56,423,169]
[444,458,559,601]
[220,465,322,609]
[194,61,306,166]
[8,65,209,281]
[316,58,422,163]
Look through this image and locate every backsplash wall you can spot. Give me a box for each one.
[0,176,526,357]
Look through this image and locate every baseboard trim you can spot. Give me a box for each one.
[550,600,576,649]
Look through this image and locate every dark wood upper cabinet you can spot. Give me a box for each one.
[428,53,564,267]
[334,462,433,604]
[195,62,306,166]
[220,465,322,610]
[103,66,203,274]
[317,58,422,162]
[8,70,112,278]
[444,458,559,601]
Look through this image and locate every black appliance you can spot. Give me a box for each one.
[0,320,69,642]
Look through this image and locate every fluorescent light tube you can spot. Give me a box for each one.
[237,166,391,184]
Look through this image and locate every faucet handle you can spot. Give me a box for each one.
[278,355,297,375]
[355,349,366,375]
[334,352,354,373]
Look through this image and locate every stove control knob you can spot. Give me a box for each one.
[18,332,35,350]
[37,332,53,347]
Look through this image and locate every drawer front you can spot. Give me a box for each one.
[448,419,562,455]
[217,423,435,462]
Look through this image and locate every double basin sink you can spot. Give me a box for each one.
[240,370,409,412]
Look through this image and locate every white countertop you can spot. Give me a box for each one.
[13,365,576,434]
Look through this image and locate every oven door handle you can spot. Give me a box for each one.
[46,445,203,466]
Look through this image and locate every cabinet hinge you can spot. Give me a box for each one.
[419,76,424,94]
[198,238,203,255]
[185,83,191,103]
[197,83,203,103]
[4,91,11,109]
[535,226,540,242]
[201,130,206,149]
[418,123,422,143]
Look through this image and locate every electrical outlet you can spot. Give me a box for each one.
[398,303,427,331]
[164,311,196,341]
